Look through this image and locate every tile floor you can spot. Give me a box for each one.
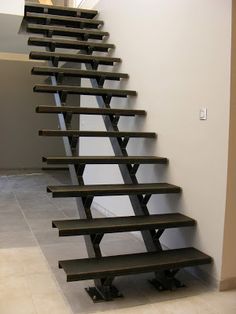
[0,170,235,314]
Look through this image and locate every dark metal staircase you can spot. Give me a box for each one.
[23,2,212,302]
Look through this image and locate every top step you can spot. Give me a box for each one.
[25,3,98,19]
[25,12,103,29]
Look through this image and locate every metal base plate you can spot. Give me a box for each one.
[149,278,186,292]
[85,285,123,303]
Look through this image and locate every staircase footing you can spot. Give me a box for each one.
[85,285,123,303]
[149,271,186,291]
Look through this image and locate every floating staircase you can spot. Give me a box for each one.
[23,2,212,302]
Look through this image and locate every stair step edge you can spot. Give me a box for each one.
[58,248,212,281]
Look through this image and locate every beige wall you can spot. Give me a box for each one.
[80,0,232,284]
[0,55,64,169]
[220,0,236,291]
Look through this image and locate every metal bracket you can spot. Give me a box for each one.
[52,57,59,67]
[103,95,112,106]
[91,233,104,257]
[80,22,85,29]
[45,17,50,25]
[86,277,122,302]
[82,34,89,41]
[47,30,53,38]
[56,72,64,84]
[86,46,94,55]
[141,194,152,206]
[64,112,73,129]
[75,164,86,185]
[97,76,105,88]
[153,229,164,242]
[149,269,185,291]
[91,233,104,246]
[59,91,68,105]
[119,137,129,152]
[85,284,123,303]
[153,229,164,251]
[111,115,120,127]
[130,164,140,176]
[69,135,79,155]
[82,196,94,219]
[91,60,99,70]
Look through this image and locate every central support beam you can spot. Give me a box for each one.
[85,63,158,253]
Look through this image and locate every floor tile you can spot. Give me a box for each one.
[32,292,72,314]
[0,231,36,249]
[0,172,236,314]
[0,296,37,314]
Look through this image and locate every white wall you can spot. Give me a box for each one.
[0,0,24,16]
[77,0,100,9]
[80,0,232,284]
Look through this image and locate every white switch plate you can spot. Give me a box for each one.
[200,108,207,120]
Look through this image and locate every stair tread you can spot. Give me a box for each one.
[39,130,156,138]
[47,183,181,197]
[36,105,144,116]
[59,248,212,281]
[34,85,137,97]
[43,156,167,164]
[25,3,97,19]
[28,37,115,52]
[30,51,121,65]
[27,23,109,39]
[32,67,128,80]
[25,12,103,28]
[52,213,195,236]
[36,106,144,116]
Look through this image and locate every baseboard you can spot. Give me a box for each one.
[220,277,236,291]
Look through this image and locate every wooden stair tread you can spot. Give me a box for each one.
[36,106,144,115]
[39,129,156,138]
[34,85,137,97]
[30,51,121,65]
[28,37,115,52]
[47,183,181,197]
[27,23,109,40]
[43,156,167,165]
[59,248,212,281]
[32,67,128,80]
[52,213,195,236]
[25,3,97,19]
[25,12,103,28]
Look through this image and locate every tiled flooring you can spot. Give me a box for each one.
[0,170,235,314]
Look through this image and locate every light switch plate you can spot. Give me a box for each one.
[200,108,207,120]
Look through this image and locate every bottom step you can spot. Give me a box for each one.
[59,247,212,282]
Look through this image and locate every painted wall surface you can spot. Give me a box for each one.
[80,0,232,283]
[78,0,100,9]
[0,55,64,169]
[0,0,24,15]
[0,13,31,54]
[221,1,236,290]
[0,9,64,169]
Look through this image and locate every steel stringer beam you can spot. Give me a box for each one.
[85,62,159,253]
